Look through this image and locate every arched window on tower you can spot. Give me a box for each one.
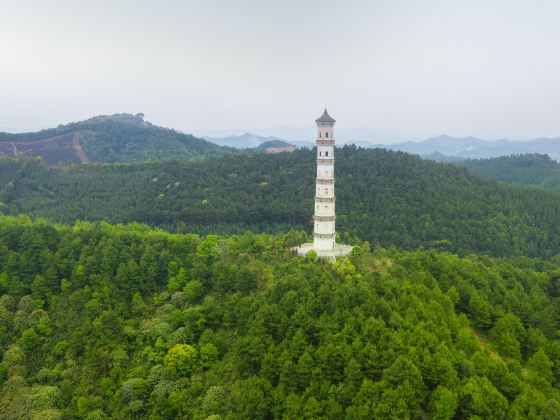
[325,151,329,157]
[319,132,321,138]
[319,151,322,156]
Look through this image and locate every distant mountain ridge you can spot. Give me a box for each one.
[0,113,226,164]
[204,132,287,148]
[203,131,404,149]
[4,114,560,164]
[374,135,560,161]
[204,132,297,153]
[204,131,560,160]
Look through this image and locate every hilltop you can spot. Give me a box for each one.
[257,140,296,154]
[0,215,558,418]
[2,147,560,258]
[0,114,227,164]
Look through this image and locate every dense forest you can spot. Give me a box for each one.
[460,154,560,191]
[2,147,560,258]
[0,215,559,418]
[0,114,230,164]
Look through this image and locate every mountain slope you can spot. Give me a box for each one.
[0,216,559,418]
[2,147,560,258]
[0,114,227,164]
[460,154,560,191]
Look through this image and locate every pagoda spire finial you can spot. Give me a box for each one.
[316,108,336,124]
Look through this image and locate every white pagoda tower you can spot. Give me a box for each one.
[296,109,353,261]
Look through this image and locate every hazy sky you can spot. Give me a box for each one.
[1,0,560,140]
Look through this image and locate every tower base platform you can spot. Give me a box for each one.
[295,243,354,262]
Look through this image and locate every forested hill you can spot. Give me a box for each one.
[0,114,228,164]
[460,154,560,191]
[0,215,560,418]
[2,147,560,258]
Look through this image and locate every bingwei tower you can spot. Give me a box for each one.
[314,109,337,251]
[296,109,353,261]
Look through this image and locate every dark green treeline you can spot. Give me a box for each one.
[2,147,560,258]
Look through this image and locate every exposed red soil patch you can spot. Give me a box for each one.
[0,132,87,165]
